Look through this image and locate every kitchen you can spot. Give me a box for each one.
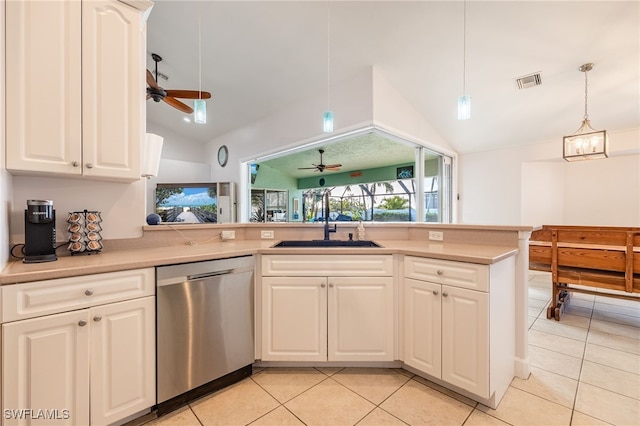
[1,1,639,426]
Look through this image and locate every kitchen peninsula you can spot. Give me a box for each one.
[0,223,533,422]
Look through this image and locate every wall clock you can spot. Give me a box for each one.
[217,145,228,167]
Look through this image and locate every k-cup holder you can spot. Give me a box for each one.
[67,210,102,255]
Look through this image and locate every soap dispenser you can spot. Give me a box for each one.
[356,221,365,241]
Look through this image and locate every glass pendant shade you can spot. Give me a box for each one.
[563,119,608,161]
[457,95,471,120]
[141,133,163,177]
[194,99,206,124]
[323,111,334,133]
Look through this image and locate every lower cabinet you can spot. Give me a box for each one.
[403,256,514,408]
[1,269,155,426]
[260,255,395,363]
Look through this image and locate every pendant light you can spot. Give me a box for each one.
[457,0,470,120]
[563,63,608,161]
[194,6,206,124]
[323,2,334,133]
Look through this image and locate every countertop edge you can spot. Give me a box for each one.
[1,241,519,285]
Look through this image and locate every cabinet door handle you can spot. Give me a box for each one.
[85,289,94,296]
[85,163,94,169]
[321,283,326,288]
[329,283,334,288]
[93,316,102,322]
[432,290,439,295]
[436,270,444,275]
[442,292,449,297]
[71,161,79,167]
[78,320,87,327]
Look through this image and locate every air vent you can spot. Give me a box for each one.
[515,72,542,89]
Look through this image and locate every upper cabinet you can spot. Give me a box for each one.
[5,0,152,182]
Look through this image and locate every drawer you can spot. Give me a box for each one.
[2,268,155,322]
[404,256,488,291]
[262,255,393,277]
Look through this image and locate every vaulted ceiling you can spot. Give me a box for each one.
[146,1,639,158]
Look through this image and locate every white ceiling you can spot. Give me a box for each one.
[146,1,639,158]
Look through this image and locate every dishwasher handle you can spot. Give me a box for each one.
[157,265,254,287]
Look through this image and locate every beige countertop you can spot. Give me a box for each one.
[0,239,518,285]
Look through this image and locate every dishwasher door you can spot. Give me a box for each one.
[156,256,254,404]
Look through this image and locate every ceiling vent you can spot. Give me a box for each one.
[515,72,542,89]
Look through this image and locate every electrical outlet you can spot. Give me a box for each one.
[261,230,275,239]
[429,231,444,241]
[221,230,235,240]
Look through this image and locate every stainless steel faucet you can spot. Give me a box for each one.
[323,190,336,240]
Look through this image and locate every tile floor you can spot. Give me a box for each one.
[145,273,639,426]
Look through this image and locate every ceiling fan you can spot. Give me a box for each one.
[146,53,211,114]
[298,149,342,172]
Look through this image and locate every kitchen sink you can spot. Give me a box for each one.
[272,240,382,248]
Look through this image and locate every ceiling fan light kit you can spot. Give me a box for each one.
[563,63,608,161]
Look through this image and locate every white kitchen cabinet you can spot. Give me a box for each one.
[260,255,395,362]
[1,269,155,426]
[5,0,151,182]
[403,256,514,409]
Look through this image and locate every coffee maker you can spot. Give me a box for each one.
[24,200,57,263]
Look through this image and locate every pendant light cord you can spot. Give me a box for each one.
[198,4,202,100]
[583,69,589,120]
[327,2,331,110]
[462,0,467,95]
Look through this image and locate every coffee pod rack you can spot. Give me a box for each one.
[67,210,103,255]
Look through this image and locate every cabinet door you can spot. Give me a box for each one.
[82,0,143,181]
[328,277,394,362]
[404,278,441,377]
[5,0,82,175]
[2,310,90,426]
[441,285,489,398]
[90,297,155,426]
[262,277,327,361]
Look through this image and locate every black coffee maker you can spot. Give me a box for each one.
[24,200,57,263]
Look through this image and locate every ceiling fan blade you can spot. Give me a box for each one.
[298,166,320,170]
[163,96,194,114]
[324,164,342,169]
[165,90,212,100]
[146,69,160,89]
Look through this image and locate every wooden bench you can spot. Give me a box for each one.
[529,225,640,320]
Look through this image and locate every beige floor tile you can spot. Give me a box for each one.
[562,304,594,319]
[252,367,327,403]
[529,298,550,309]
[566,298,595,310]
[411,375,478,408]
[356,408,408,426]
[572,293,596,302]
[284,378,375,425]
[478,386,572,426]
[532,317,589,341]
[594,296,640,310]
[579,360,640,400]
[529,329,586,358]
[554,312,592,329]
[529,344,583,380]
[584,342,640,374]
[593,302,640,319]
[570,410,614,426]
[589,318,640,341]
[464,410,511,426]
[529,305,545,317]
[529,316,537,329]
[332,367,410,405]
[587,330,640,355]
[511,366,578,408]
[144,406,201,426]
[380,379,473,425]
[249,406,304,426]
[529,287,551,301]
[591,310,640,328]
[314,366,344,376]
[190,379,279,426]
[574,382,640,426]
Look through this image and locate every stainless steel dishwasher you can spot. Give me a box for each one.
[156,256,254,413]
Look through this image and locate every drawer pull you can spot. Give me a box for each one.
[72,161,79,167]
[442,292,449,297]
[78,320,87,327]
[437,270,444,276]
[85,289,94,296]
[86,163,94,169]
[432,290,439,295]
[93,316,102,322]
[321,283,326,288]
[329,283,334,288]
